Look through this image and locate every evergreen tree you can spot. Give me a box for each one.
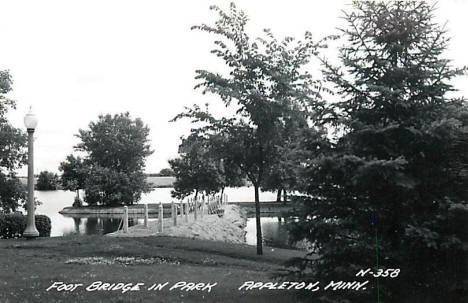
[288,1,468,302]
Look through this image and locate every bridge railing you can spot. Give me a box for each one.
[117,193,228,233]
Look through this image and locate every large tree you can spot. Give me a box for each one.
[73,112,153,206]
[177,3,323,255]
[288,1,468,302]
[0,70,27,213]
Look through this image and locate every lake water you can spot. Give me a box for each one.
[33,187,294,248]
[245,216,293,248]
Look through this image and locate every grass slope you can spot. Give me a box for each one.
[0,235,306,303]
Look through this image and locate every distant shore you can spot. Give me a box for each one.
[18,175,176,188]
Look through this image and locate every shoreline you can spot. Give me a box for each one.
[59,201,292,216]
[59,203,174,216]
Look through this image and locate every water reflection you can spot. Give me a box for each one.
[73,218,81,233]
[33,188,279,237]
[62,217,143,236]
[245,216,296,249]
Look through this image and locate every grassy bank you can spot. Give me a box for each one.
[0,235,306,303]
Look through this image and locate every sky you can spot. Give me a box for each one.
[0,0,467,175]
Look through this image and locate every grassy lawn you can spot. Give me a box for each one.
[0,235,307,303]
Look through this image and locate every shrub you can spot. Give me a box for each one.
[0,213,51,239]
[35,215,51,237]
[0,213,24,238]
[72,197,83,207]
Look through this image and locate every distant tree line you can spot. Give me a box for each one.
[146,168,175,177]
[35,171,59,191]
[35,167,174,192]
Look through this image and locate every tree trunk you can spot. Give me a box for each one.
[76,189,80,200]
[254,184,263,255]
[276,189,282,202]
[283,190,287,204]
[195,189,198,201]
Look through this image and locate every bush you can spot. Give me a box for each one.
[35,215,51,237]
[72,197,83,207]
[0,213,51,239]
[0,213,24,238]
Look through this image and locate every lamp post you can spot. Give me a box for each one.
[23,107,39,238]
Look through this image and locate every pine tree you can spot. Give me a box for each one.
[289,1,468,302]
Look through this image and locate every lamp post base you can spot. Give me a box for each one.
[23,227,39,238]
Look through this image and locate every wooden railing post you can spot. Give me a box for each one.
[123,206,128,233]
[158,202,163,232]
[209,196,213,214]
[194,197,198,221]
[144,204,148,228]
[172,201,177,226]
[200,196,204,218]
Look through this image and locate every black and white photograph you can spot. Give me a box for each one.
[0,1,467,302]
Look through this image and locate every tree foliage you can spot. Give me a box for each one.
[83,165,148,206]
[169,133,225,199]
[59,154,87,199]
[288,2,468,302]
[158,168,175,177]
[76,113,152,174]
[176,2,323,254]
[36,171,59,191]
[68,112,153,206]
[0,70,27,213]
